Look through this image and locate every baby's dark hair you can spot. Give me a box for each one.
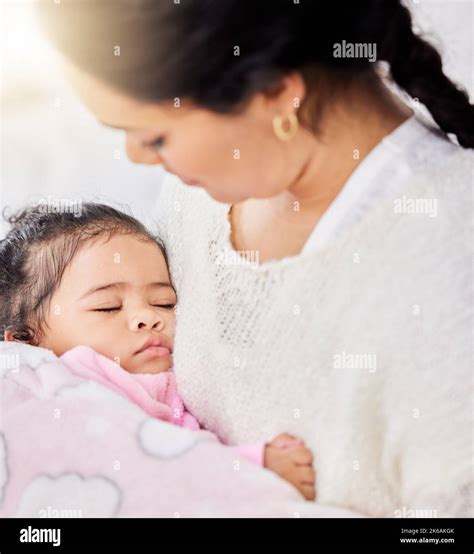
[0,202,169,345]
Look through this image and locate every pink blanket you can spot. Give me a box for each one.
[0,342,359,517]
[60,346,265,466]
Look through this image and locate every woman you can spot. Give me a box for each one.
[37,0,472,516]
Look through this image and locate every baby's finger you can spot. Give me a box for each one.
[270,433,304,449]
[299,466,316,484]
[291,447,314,465]
[300,483,316,501]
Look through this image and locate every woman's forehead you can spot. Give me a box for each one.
[63,60,192,131]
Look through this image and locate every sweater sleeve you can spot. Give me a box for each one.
[381,161,473,518]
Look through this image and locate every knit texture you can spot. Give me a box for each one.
[151,124,473,517]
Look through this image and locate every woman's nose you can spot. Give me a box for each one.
[129,308,165,332]
[125,133,165,165]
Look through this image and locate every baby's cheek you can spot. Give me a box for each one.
[113,351,144,374]
[113,350,134,372]
[87,342,126,371]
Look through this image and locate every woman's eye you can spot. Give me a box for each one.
[143,137,165,150]
[153,304,176,310]
[94,307,121,313]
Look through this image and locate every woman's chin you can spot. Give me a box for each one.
[205,187,249,204]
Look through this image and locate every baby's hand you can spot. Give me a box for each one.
[264,433,316,501]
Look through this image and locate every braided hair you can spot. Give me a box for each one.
[378,1,473,147]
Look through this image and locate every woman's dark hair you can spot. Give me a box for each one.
[37,0,473,147]
[0,202,169,345]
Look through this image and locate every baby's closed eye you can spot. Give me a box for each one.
[92,303,176,313]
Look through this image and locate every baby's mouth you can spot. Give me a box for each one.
[137,345,171,358]
[134,334,173,358]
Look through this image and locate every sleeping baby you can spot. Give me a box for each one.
[0,202,315,501]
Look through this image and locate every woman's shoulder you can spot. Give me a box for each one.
[397,115,472,191]
[406,144,473,215]
[359,143,472,300]
[348,141,472,281]
[423,113,471,165]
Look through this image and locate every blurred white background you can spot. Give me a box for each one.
[1,0,473,237]
[1,0,166,236]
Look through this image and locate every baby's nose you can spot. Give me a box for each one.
[130,310,164,332]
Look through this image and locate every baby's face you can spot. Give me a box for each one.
[40,233,177,374]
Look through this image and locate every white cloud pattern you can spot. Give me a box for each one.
[138,418,199,459]
[15,473,121,517]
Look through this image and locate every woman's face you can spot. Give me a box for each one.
[38,233,177,375]
[65,63,311,204]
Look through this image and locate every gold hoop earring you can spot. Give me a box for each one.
[272,113,299,142]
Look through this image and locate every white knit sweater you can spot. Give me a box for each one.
[151,118,473,517]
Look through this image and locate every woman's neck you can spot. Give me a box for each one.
[281,81,414,216]
[228,79,415,261]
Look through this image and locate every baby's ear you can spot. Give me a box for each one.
[4,329,15,341]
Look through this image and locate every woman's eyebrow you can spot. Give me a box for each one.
[79,281,173,300]
[99,120,137,132]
